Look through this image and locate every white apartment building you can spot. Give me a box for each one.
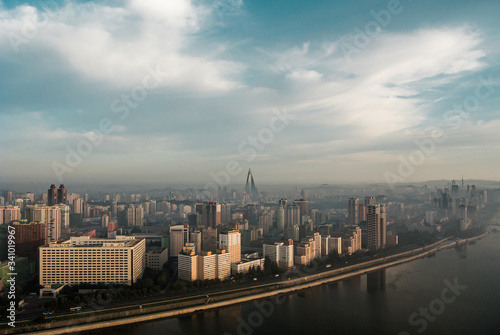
[39,236,145,287]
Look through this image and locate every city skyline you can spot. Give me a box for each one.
[1,0,500,186]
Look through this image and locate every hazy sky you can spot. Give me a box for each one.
[0,0,499,187]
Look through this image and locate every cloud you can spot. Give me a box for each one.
[0,0,244,91]
[265,26,485,141]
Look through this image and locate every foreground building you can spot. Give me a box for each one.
[263,239,294,268]
[39,236,145,287]
[178,243,231,281]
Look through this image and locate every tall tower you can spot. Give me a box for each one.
[244,169,259,203]
[367,204,386,250]
[57,185,67,204]
[219,230,241,265]
[348,198,359,226]
[48,184,58,206]
[195,202,221,228]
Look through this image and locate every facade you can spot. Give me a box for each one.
[328,236,342,255]
[39,236,146,286]
[200,226,218,252]
[48,184,58,206]
[295,243,311,265]
[57,204,70,229]
[73,198,83,214]
[348,197,358,226]
[190,230,202,255]
[0,206,21,225]
[11,221,46,264]
[219,230,241,265]
[259,213,273,235]
[346,225,362,251]
[25,204,61,243]
[178,246,231,281]
[294,199,309,218]
[195,202,221,228]
[146,248,169,271]
[231,256,265,274]
[263,240,294,268]
[135,205,144,227]
[170,224,189,257]
[286,205,300,228]
[367,204,386,250]
[178,244,198,281]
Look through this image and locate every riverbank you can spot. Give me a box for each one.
[3,231,489,334]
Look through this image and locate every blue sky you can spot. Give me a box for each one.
[0,0,499,187]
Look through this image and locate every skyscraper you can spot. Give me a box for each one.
[348,197,359,226]
[48,184,58,206]
[170,224,190,257]
[25,204,61,243]
[244,168,259,203]
[219,230,241,265]
[57,184,67,204]
[195,202,221,228]
[367,204,386,250]
[294,199,309,218]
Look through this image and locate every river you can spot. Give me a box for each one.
[93,232,500,335]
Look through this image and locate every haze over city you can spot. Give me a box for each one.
[1,1,500,335]
[1,0,500,186]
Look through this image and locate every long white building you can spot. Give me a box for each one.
[39,236,146,287]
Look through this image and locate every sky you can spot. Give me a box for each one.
[0,0,499,188]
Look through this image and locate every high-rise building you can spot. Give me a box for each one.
[170,224,189,257]
[195,202,221,228]
[2,190,13,204]
[39,236,145,287]
[190,230,202,255]
[348,197,359,226]
[149,200,157,215]
[259,213,273,235]
[244,168,259,203]
[73,198,84,214]
[357,204,366,223]
[178,247,231,281]
[56,204,70,229]
[367,204,386,250]
[294,242,311,265]
[48,184,58,206]
[263,239,294,268]
[178,244,198,281]
[135,205,144,227]
[458,205,468,220]
[294,199,309,218]
[200,226,218,252]
[57,185,67,204]
[126,205,135,226]
[25,204,61,243]
[145,248,169,271]
[286,205,300,227]
[11,221,46,265]
[221,204,232,225]
[365,196,376,206]
[219,230,241,265]
[0,206,21,225]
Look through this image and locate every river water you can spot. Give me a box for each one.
[97,232,500,335]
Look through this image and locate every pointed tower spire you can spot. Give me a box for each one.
[244,169,259,202]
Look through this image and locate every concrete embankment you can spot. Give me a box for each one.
[5,233,488,335]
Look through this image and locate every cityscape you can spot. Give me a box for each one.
[1,0,500,334]
[1,172,499,334]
